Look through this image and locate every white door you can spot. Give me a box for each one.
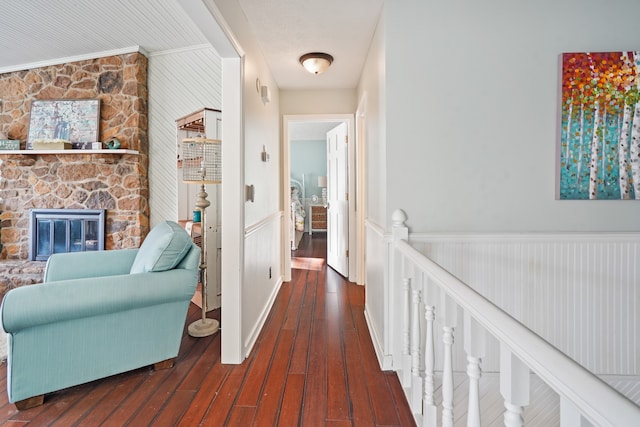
[326,122,349,277]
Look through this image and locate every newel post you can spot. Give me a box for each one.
[391,209,410,385]
[391,209,409,243]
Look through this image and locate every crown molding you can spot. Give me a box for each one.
[0,46,146,74]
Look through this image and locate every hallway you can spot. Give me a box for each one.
[256,232,415,425]
[0,233,415,426]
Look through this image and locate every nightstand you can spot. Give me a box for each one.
[308,204,327,235]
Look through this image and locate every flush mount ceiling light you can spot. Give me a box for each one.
[299,52,334,74]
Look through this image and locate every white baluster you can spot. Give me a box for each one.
[401,277,412,385]
[423,304,437,426]
[440,293,458,427]
[504,402,524,426]
[410,288,422,409]
[466,356,482,427]
[442,326,455,427]
[500,344,530,427]
[464,313,485,427]
[402,277,411,356]
[411,288,421,375]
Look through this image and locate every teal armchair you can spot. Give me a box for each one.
[0,221,200,409]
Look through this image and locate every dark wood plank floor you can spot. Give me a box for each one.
[0,233,415,426]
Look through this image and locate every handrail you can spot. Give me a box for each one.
[395,238,640,426]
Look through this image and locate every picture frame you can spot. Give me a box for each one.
[558,52,639,200]
[26,99,100,149]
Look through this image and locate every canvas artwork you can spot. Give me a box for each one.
[26,99,100,149]
[559,51,640,200]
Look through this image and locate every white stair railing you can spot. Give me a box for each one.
[390,209,640,427]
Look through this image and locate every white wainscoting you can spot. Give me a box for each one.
[242,212,283,358]
[365,227,640,377]
[364,221,393,369]
[410,233,640,376]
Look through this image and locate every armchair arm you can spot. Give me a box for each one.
[44,249,139,282]
[1,268,197,333]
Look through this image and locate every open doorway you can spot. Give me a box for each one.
[283,114,356,282]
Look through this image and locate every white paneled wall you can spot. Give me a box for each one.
[243,213,283,357]
[147,46,222,227]
[364,229,640,377]
[364,221,392,369]
[409,234,640,376]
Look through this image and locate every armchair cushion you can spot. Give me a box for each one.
[130,221,192,274]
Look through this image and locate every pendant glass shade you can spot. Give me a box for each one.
[299,53,334,74]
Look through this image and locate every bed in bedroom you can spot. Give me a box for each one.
[290,178,305,250]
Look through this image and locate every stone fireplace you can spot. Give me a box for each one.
[0,52,149,299]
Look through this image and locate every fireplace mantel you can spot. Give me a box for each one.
[0,149,139,155]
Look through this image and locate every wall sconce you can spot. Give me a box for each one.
[299,52,334,74]
[256,78,270,104]
[261,144,270,162]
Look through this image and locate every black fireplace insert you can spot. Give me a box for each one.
[30,209,105,261]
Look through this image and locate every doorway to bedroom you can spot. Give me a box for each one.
[283,114,355,283]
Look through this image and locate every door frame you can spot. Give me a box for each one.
[178,0,245,364]
[282,114,358,283]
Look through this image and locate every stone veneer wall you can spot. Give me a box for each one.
[0,53,149,267]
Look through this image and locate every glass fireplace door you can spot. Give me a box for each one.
[31,209,105,261]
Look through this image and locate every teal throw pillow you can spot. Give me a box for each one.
[130,221,192,274]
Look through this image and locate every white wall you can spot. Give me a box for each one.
[280,89,357,116]
[358,0,640,379]
[357,8,386,229]
[147,46,222,227]
[291,139,327,228]
[383,0,640,233]
[213,0,283,359]
[358,7,389,367]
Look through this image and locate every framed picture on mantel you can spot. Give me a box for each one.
[26,99,100,149]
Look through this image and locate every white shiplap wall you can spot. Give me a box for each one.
[409,233,640,376]
[147,45,222,227]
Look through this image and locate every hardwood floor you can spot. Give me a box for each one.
[0,233,415,426]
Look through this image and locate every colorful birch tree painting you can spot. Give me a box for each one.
[560,51,640,200]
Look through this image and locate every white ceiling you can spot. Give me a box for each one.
[237,0,384,90]
[0,0,207,74]
[0,0,382,139]
[0,0,383,91]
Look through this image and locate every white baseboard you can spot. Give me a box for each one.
[364,305,393,371]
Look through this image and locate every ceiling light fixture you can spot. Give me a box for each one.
[299,52,334,74]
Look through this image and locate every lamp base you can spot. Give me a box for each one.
[188,317,219,337]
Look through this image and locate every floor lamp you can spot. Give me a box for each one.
[182,137,221,337]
